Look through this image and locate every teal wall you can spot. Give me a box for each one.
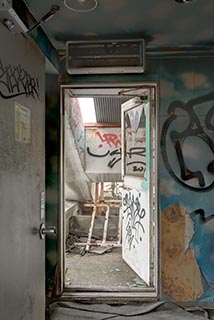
[158,58,214,302]
[46,56,214,302]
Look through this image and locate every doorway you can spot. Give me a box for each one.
[60,83,159,300]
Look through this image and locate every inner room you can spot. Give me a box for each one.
[62,85,158,296]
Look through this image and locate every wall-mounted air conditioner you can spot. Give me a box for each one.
[66,39,145,74]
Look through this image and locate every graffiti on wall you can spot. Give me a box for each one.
[161,91,214,301]
[85,128,146,174]
[123,190,146,250]
[87,145,121,168]
[67,97,84,157]
[161,92,214,192]
[87,145,146,171]
[95,131,121,148]
[86,131,122,168]
[0,58,40,100]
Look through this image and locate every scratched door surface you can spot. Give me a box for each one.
[121,95,153,286]
[0,23,45,319]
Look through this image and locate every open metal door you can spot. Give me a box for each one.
[121,92,154,287]
[0,22,56,320]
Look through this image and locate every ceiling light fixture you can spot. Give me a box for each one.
[64,0,98,12]
[174,0,195,3]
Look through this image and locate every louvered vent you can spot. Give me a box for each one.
[94,97,129,123]
[66,39,145,74]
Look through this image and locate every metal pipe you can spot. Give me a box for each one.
[102,206,110,244]
[85,206,97,252]
[117,206,122,245]
[27,5,60,34]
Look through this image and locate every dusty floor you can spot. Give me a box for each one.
[65,247,147,290]
[48,301,214,320]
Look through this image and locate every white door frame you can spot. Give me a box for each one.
[59,82,160,300]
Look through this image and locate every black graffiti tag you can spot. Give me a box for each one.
[133,165,145,173]
[86,146,121,168]
[123,191,146,250]
[108,148,121,168]
[0,58,40,100]
[87,146,146,170]
[127,147,146,174]
[161,92,214,191]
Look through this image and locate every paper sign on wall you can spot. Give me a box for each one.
[15,103,30,143]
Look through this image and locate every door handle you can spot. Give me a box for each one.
[39,223,57,239]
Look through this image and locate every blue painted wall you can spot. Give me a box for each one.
[46,56,214,301]
[159,58,214,302]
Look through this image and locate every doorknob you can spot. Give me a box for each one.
[39,223,57,239]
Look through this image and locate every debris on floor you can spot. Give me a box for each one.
[110,268,121,272]
[129,277,147,287]
[65,247,147,289]
[89,246,112,255]
[66,234,100,255]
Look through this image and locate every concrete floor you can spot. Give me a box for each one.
[65,247,147,290]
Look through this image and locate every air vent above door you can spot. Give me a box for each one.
[66,39,145,74]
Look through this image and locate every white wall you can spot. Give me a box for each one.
[64,92,92,206]
[85,127,122,182]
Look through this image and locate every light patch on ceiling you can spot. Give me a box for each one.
[197,29,214,41]
[150,2,174,21]
[104,0,127,12]
[174,16,196,31]
[114,14,138,30]
[160,80,180,97]
[84,32,98,37]
[202,3,214,14]
[180,72,210,89]
[151,34,170,46]
[78,97,96,123]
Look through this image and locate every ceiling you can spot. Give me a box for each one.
[94,97,128,123]
[24,0,214,51]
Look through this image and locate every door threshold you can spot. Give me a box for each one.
[64,285,155,292]
[61,290,158,303]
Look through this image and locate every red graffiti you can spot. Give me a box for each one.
[96,131,121,148]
